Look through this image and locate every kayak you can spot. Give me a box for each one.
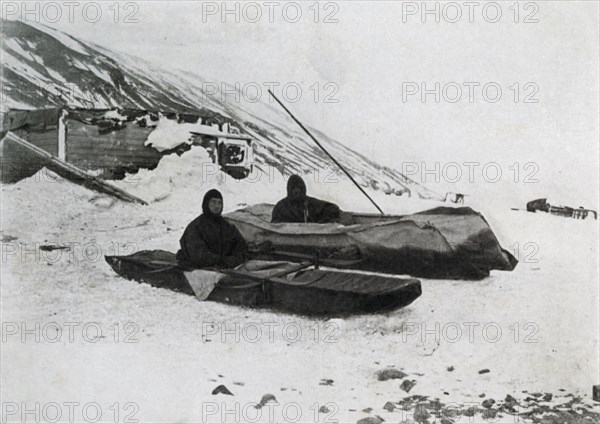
[225,204,518,280]
[105,251,422,316]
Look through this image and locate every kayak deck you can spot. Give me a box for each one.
[105,250,422,316]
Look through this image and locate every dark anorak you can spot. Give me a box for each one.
[176,189,248,269]
[271,175,341,224]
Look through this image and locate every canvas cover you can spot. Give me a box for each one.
[225,204,518,280]
[186,260,300,300]
[105,252,422,316]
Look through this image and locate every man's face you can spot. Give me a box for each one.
[290,186,304,201]
[208,198,223,215]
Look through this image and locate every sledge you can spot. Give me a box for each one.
[225,204,518,280]
[527,198,597,220]
[105,251,422,316]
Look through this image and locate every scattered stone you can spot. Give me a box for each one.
[320,379,334,386]
[530,392,543,398]
[463,406,477,417]
[482,399,495,409]
[502,395,519,413]
[593,385,600,402]
[400,380,417,393]
[479,393,486,398]
[428,399,443,416]
[543,393,553,402]
[376,368,408,381]
[280,387,287,391]
[446,366,454,372]
[478,369,490,374]
[408,394,429,403]
[254,394,277,409]
[442,405,461,418]
[218,374,224,378]
[443,392,450,396]
[362,408,373,413]
[319,405,330,414]
[211,385,233,396]
[383,402,395,412]
[233,382,245,386]
[39,244,70,251]
[414,404,431,423]
[482,408,497,420]
[356,416,384,424]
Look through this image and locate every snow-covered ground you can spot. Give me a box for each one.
[1,148,599,423]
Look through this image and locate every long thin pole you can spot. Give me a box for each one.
[268,90,384,215]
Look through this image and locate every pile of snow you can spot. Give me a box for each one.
[111,147,284,211]
[111,146,441,219]
[144,113,227,152]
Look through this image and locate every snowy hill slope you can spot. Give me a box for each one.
[0,20,439,201]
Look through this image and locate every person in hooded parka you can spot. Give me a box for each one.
[271,174,341,224]
[176,189,248,270]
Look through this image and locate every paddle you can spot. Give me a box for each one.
[140,252,360,270]
[138,259,315,288]
[219,265,320,287]
[248,241,362,268]
[268,249,362,268]
[121,257,312,277]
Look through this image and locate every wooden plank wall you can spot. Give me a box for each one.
[0,128,58,182]
[65,120,162,179]
[12,128,59,155]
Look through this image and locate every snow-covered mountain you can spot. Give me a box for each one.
[0,20,440,199]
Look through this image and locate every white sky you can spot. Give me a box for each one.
[3,1,599,206]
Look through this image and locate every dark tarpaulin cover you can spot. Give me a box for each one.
[225,204,518,280]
